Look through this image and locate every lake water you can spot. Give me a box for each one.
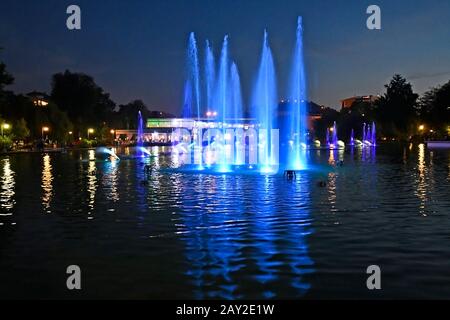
[0,144,449,299]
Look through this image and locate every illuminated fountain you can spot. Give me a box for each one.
[251,30,278,173]
[96,147,120,162]
[287,17,308,170]
[362,122,377,147]
[136,110,145,158]
[183,33,201,119]
[177,17,309,174]
[349,129,355,146]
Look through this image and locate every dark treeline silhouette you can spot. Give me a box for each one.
[314,74,449,142]
[0,58,174,150]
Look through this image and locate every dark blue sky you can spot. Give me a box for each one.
[1,0,449,114]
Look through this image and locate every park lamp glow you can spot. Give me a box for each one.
[1,123,11,136]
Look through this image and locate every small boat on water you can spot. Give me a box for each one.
[426,141,450,148]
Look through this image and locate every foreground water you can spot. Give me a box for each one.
[0,144,449,299]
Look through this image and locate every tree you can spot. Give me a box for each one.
[116,100,150,130]
[12,118,30,141]
[418,80,450,136]
[0,62,14,92]
[46,102,73,142]
[375,74,419,139]
[338,100,375,142]
[313,107,339,141]
[51,70,115,134]
[0,52,14,113]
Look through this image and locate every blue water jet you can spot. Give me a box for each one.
[183,33,201,119]
[230,62,243,123]
[205,40,216,112]
[217,35,229,122]
[252,30,277,172]
[288,17,308,170]
[137,111,144,157]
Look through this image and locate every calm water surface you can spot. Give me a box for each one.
[0,144,449,299]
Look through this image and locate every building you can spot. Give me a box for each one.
[115,117,257,144]
[341,95,379,109]
[26,91,50,106]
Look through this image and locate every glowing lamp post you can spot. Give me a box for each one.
[1,123,10,136]
[87,128,94,139]
[418,125,425,132]
[42,126,49,139]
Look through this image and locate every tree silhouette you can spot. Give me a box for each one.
[375,74,418,139]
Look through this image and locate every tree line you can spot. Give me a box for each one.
[313,74,449,142]
[0,56,171,150]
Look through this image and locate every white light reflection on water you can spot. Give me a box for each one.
[87,150,97,213]
[0,158,15,213]
[41,154,53,212]
[415,144,430,216]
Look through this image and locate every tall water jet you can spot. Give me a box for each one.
[362,123,367,143]
[331,121,338,147]
[205,40,216,112]
[350,128,355,145]
[230,62,243,121]
[252,30,277,171]
[137,111,144,157]
[182,80,192,118]
[371,122,376,146]
[288,16,308,169]
[185,32,201,118]
[217,35,230,122]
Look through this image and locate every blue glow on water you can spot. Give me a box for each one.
[175,173,314,299]
[97,147,120,161]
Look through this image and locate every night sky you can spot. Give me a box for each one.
[1,0,449,115]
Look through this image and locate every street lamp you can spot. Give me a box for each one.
[1,123,10,136]
[419,124,425,131]
[42,126,49,139]
[87,128,94,139]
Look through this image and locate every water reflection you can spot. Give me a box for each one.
[41,154,53,212]
[415,144,429,216]
[0,157,15,213]
[87,150,97,213]
[176,173,314,299]
[102,160,119,202]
